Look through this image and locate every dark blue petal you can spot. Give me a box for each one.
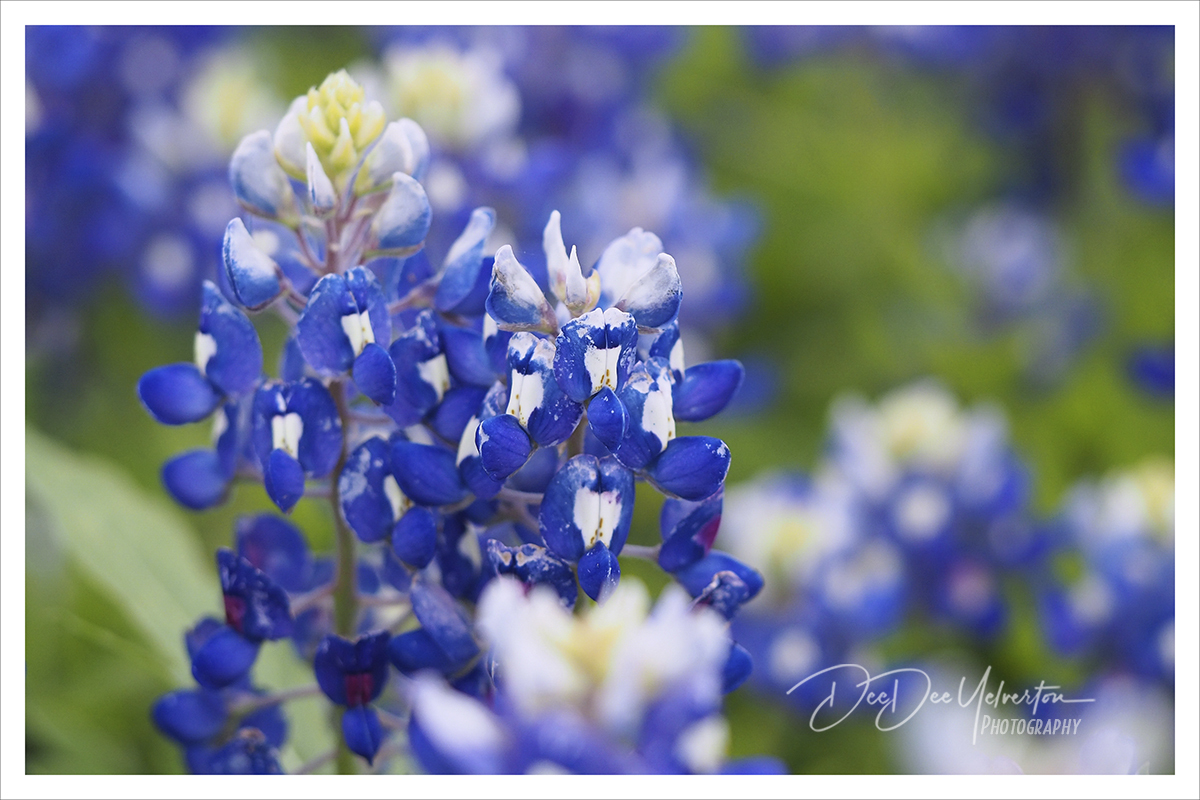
[295,273,355,375]
[222,218,281,310]
[672,360,744,422]
[485,540,577,609]
[388,629,458,674]
[342,706,385,765]
[645,436,731,501]
[344,266,392,346]
[614,253,682,330]
[658,493,724,573]
[235,514,311,594]
[578,543,620,602]
[198,281,263,397]
[185,617,225,661]
[392,441,468,507]
[138,363,221,425]
[240,703,288,749]
[674,551,764,603]
[393,507,438,568]
[353,342,397,406]
[476,414,534,481]
[612,366,673,470]
[693,570,752,620]
[191,626,260,690]
[151,690,227,744]
[389,310,447,415]
[442,325,495,387]
[288,379,342,477]
[506,446,561,494]
[313,631,391,706]
[587,386,628,452]
[459,453,505,501]
[644,321,684,381]
[339,438,400,544]
[264,448,305,513]
[432,386,488,444]
[313,635,350,704]
[722,642,753,693]
[410,578,479,666]
[374,172,431,253]
[162,449,229,510]
[435,207,496,314]
[217,548,294,641]
[205,729,283,774]
[486,245,556,331]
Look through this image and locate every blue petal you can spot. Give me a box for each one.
[485,540,577,609]
[539,455,635,562]
[645,436,731,501]
[388,629,458,674]
[264,448,305,513]
[431,386,488,444]
[338,438,397,544]
[459,453,504,501]
[587,386,628,451]
[722,642,753,693]
[217,548,293,640]
[344,266,392,346]
[674,551,764,603]
[486,245,556,331]
[506,446,560,494]
[151,690,227,744]
[693,570,752,620]
[229,130,295,220]
[191,626,260,689]
[658,493,724,573]
[198,281,263,396]
[235,514,311,593]
[353,342,397,406]
[240,703,288,748]
[614,253,682,330]
[138,363,221,425]
[374,172,431,253]
[554,307,640,403]
[442,325,495,387]
[389,310,446,415]
[673,360,744,422]
[393,507,438,568]
[435,207,496,314]
[278,336,307,382]
[410,578,479,666]
[287,379,342,477]
[507,334,583,447]
[578,543,621,602]
[313,632,392,705]
[476,414,533,482]
[222,218,280,310]
[295,273,355,375]
[612,367,673,470]
[204,729,283,774]
[342,706,385,765]
[391,440,468,507]
[162,449,229,510]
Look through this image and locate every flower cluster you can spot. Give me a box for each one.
[1037,459,1175,686]
[717,381,1038,703]
[140,68,766,773]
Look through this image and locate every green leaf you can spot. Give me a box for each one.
[25,426,217,685]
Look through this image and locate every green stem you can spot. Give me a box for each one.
[329,378,358,774]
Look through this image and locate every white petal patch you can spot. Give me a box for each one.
[574,487,621,550]
[417,353,451,402]
[641,386,676,452]
[194,331,218,376]
[457,415,481,465]
[383,474,410,522]
[211,407,229,445]
[584,344,623,394]
[506,369,545,429]
[669,337,685,375]
[340,310,376,357]
[271,412,304,457]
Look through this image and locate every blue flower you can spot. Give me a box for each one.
[250,378,343,513]
[138,281,262,425]
[314,630,392,764]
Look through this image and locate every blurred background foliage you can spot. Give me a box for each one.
[25,25,1173,774]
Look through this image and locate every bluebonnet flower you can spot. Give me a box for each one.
[139,63,756,774]
[1038,458,1174,685]
[405,577,783,774]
